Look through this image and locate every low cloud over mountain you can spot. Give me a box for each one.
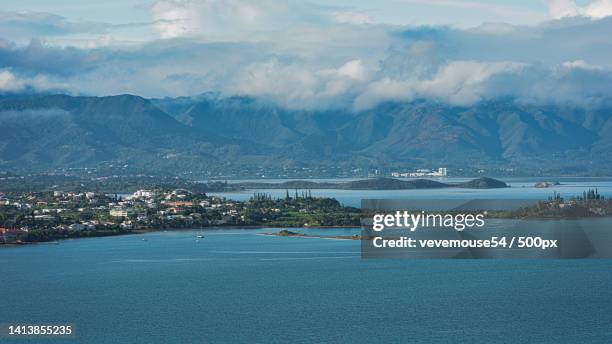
[1,93,610,175]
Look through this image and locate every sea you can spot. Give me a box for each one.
[208,177,612,207]
[2,177,612,343]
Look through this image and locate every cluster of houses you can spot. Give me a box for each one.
[0,185,323,244]
[108,189,240,225]
[0,188,246,240]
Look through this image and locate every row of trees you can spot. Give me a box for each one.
[251,189,314,201]
[547,189,605,202]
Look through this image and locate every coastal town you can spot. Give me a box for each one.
[2,178,611,245]
[0,188,360,244]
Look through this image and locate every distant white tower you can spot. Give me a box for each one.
[438,168,448,176]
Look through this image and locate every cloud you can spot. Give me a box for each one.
[151,1,197,39]
[394,16,612,67]
[419,61,524,105]
[331,11,373,25]
[512,62,612,107]
[0,2,392,103]
[546,0,579,19]
[354,61,524,110]
[584,0,612,18]
[396,0,546,26]
[0,70,24,91]
[562,59,602,70]
[0,10,155,48]
[226,58,374,109]
[0,69,65,93]
[354,60,612,110]
[0,11,111,41]
[546,0,612,20]
[151,0,332,40]
[0,39,99,77]
[0,2,611,110]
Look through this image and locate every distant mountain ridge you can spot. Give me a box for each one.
[0,93,610,176]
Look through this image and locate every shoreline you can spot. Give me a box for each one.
[0,225,361,247]
[258,232,363,241]
[6,214,612,247]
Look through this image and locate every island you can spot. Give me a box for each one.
[264,229,362,240]
[236,177,508,190]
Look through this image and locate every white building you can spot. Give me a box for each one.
[435,168,448,177]
[392,167,448,178]
[110,208,133,218]
[133,190,153,198]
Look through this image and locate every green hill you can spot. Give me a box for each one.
[1,93,610,176]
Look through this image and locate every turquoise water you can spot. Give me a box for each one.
[2,228,612,343]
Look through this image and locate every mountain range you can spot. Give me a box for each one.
[0,93,610,177]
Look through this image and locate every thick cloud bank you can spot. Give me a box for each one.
[1,0,612,110]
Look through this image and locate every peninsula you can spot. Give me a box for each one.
[0,189,360,245]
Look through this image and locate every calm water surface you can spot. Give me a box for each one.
[209,178,612,207]
[2,228,612,343]
[3,181,612,343]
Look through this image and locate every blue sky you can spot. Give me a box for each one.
[1,0,612,109]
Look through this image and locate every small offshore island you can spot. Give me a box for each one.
[0,176,505,245]
[237,177,509,190]
[264,229,362,241]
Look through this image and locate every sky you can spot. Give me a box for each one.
[1,0,612,110]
